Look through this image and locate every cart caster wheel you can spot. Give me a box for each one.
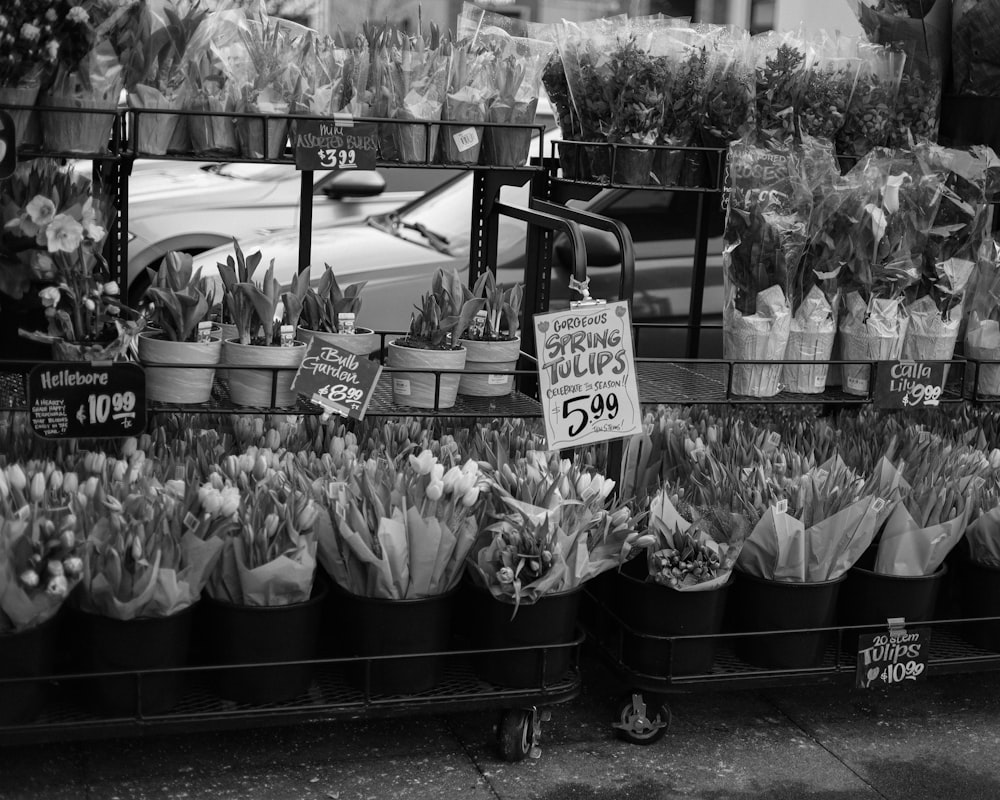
[613,692,670,745]
[497,709,539,762]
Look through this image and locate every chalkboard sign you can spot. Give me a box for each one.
[874,360,948,409]
[532,300,643,449]
[294,117,378,171]
[28,362,147,440]
[856,624,931,689]
[290,338,382,420]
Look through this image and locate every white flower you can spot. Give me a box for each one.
[45,8,56,21]
[83,297,96,312]
[47,559,64,578]
[67,6,89,23]
[31,251,56,280]
[20,570,39,589]
[497,566,515,585]
[7,464,26,491]
[198,484,222,515]
[102,280,119,296]
[63,557,83,576]
[0,15,8,28]
[38,286,61,308]
[441,466,462,491]
[62,472,78,494]
[219,486,240,517]
[45,214,84,253]
[20,22,39,40]
[45,40,58,60]
[47,575,69,597]
[461,485,480,507]
[425,481,443,501]
[29,471,46,502]
[26,195,56,226]
[429,463,444,484]
[79,198,106,241]
[408,449,435,475]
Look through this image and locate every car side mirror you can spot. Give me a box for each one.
[553,227,621,268]
[322,170,387,199]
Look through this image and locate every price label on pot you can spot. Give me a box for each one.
[856,625,930,689]
[291,338,382,420]
[874,360,948,409]
[533,300,642,449]
[27,362,147,440]
[294,117,377,171]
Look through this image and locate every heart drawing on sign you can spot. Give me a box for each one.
[537,321,549,333]
[615,305,626,317]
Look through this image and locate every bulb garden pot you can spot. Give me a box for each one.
[222,339,306,408]
[386,340,466,409]
[138,331,222,404]
[297,327,381,357]
[457,336,521,397]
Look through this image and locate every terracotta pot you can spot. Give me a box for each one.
[137,331,222,404]
[386,340,466,409]
[457,336,520,397]
[221,338,306,408]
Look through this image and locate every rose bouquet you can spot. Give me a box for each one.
[314,448,487,599]
[835,42,905,162]
[40,0,143,153]
[0,462,85,632]
[468,452,642,614]
[127,0,208,155]
[796,33,862,143]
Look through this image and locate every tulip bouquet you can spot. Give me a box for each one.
[468,452,643,613]
[206,467,319,606]
[314,448,487,599]
[621,485,749,592]
[751,30,808,145]
[74,458,226,620]
[0,462,85,632]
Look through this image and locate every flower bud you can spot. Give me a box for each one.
[7,464,26,492]
[295,500,318,531]
[83,476,99,499]
[0,471,8,501]
[111,459,127,483]
[131,535,143,561]
[59,528,76,549]
[121,437,137,458]
[430,463,444,484]
[461,485,480,508]
[62,471,78,495]
[49,469,63,493]
[19,569,39,588]
[219,486,241,517]
[575,473,592,497]
[47,559,64,578]
[30,471,46,502]
[425,481,443,501]
[442,466,462,491]
[264,513,280,537]
[63,556,83,577]
[252,455,268,481]
[46,575,68,597]
[222,455,240,481]
[198,485,222,515]
[497,566,515,585]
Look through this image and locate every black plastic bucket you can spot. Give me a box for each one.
[839,563,946,651]
[335,583,456,695]
[615,559,731,677]
[81,604,194,717]
[0,613,59,725]
[730,569,846,669]
[474,587,580,689]
[959,560,1000,651]
[199,582,326,705]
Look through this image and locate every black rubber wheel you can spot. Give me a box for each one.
[497,709,533,762]
[614,694,670,745]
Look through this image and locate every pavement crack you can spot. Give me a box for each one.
[762,692,889,799]
[444,715,504,800]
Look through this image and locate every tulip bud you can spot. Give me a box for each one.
[455,471,476,496]
[7,464,26,492]
[49,469,63,493]
[430,463,444,484]
[264,513,280,537]
[252,455,268,481]
[295,500,318,531]
[0,470,8,501]
[121,437,137,458]
[137,433,152,453]
[111,459,127,482]
[46,575,68,598]
[63,556,83,577]
[425,481,444,502]
[60,528,76,549]
[575,473,592,497]
[131,535,143,561]
[62,471,78,495]
[30,471,46,502]
[91,452,106,475]
[219,486,240,517]
[47,559,64,578]
[83,476,99,499]
[222,455,240,481]
[497,566,515,585]
[19,569,39,588]
[461,485,480,508]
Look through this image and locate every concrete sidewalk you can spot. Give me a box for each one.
[3,651,1000,800]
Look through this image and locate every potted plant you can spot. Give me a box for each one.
[458,271,522,397]
[467,451,642,688]
[217,240,308,408]
[72,454,227,716]
[201,466,325,704]
[0,462,85,724]
[386,268,482,409]
[138,251,221,404]
[314,447,489,694]
[297,263,379,357]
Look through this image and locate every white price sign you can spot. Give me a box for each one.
[533,300,642,449]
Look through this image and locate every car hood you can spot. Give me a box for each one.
[128,165,276,212]
[193,222,462,331]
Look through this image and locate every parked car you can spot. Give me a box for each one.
[190,126,725,357]
[124,161,461,302]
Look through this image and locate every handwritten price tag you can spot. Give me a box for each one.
[453,127,479,153]
[294,118,377,171]
[27,362,147,439]
[291,337,382,420]
[856,627,930,689]
[874,361,948,409]
[533,300,642,449]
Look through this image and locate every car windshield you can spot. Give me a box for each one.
[210,163,293,181]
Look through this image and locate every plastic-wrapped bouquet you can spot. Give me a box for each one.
[438,41,493,165]
[314,448,488,599]
[835,41,905,162]
[0,0,59,146]
[752,29,808,144]
[797,33,862,143]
